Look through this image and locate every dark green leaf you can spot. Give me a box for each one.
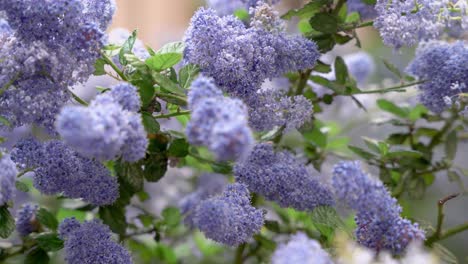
[376,99,408,118]
[334,34,353,45]
[348,145,376,159]
[264,220,281,233]
[311,34,336,53]
[36,208,58,231]
[254,234,277,250]
[119,30,137,65]
[35,233,64,251]
[25,247,50,264]
[310,13,339,34]
[282,0,332,20]
[142,112,160,134]
[93,58,107,76]
[152,72,185,95]
[445,130,458,161]
[362,0,376,4]
[313,61,332,73]
[334,56,348,84]
[99,205,127,236]
[143,154,168,182]
[387,133,408,144]
[0,206,14,238]
[167,138,189,158]
[179,64,200,89]
[15,181,29,192]
[386,150,423,159]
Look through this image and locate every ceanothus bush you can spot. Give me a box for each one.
[0,0,466,263]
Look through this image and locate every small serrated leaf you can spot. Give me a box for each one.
[36,208,59,231]
[0,206,15,238]
[445,130,458,161]
[35,233,64,251]
[382,59,402,79]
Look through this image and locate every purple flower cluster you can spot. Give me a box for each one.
[272,233,333,264]
[0,152,17,205]
[406,41,468,113]
[16,203,39,237]
[0,0,114,131]
[347,0,377,21]
[179,173,228,227]
[184,4,317,131]
[234,143,334,211]
[187,77,254,161]
[193,183,264,246]
[11,138,119,206]
[56,83,148,162]
[59,218,133,264]
[332,161,425,254]
[374,0,467,48]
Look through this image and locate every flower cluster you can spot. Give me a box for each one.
[16,203,40,237]
[0,0,114,132]
[187,77,254,161]
[179,173,228,227]
[0,152,17,205]
[11,138,119,206]
[234,143,335,211]
[347,0,377,21]
[272,233,333,264]
[184,4,317,131]
[374,0,467,48]
[406,41,468,113]
[59,218,133,264]
[193,183,264,246]
[332,161,425,254]
[56,83,148,162]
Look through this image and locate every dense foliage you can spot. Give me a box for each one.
[0,0,467,263]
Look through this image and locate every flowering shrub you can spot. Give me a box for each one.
[0,0,467,263]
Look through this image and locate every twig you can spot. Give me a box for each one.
[426,193,460,245]
[234,244,246,264]
[100,51,128,81]
[154,110,190,119]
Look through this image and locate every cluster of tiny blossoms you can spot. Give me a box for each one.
[11,138,119,206]
[0,0,115,132]
[193,183,264,246]
[56,83,148,162]
[0,151,18,205]
[234,143,335,211]
[187,76,254,161]
[272,233,333,264]
[332,161,425,254]
[406,41,468,113]
[59,218,133,264]
[15,203,40,237]
[184,3,317,131]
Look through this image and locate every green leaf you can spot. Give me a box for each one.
[432,243,459,264]
[143,153,168,182]
[376,99,408,118]
[15,180,30,192]
[93,58,107,76]
[304,126,328,148]
[282,0,332,20]
[386,150,423,159]
[311,206,350,238]
[311,34,336,53]
[99,205,127,236]
[167,138,189,158]
[445,130,458,161]
[35,233,64,251]
[56,208,86,222]
[362,137,380,153]
[152,72,185,95]
[179,64,200,89]
[408,104,428,121]
[119,30,137,65]
[313,61,332,73]
[0,116,11,127]
[155,244,177,264]
[348,145,376,159]
[234,8,249,20]
[264,220,281,233]
[142,112,160,134]
[0,206,15,238]
[146,53,182,71]
[362,0,376,4]
[334,56,348,84]
[25,247,50,264]
[382,59,402,79]
[310,13,340,34]
[345,12,360,23]
[162,207,181,228]
[194,231,224,256]
[157,41,185,54]
[36,208,59,231]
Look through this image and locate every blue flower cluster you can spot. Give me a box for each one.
[179,173,228,227]
[184,4,317,131]
[406,41,468,113]
[0,152,17,205]
[59,218,133,264]
[56,83,148,162]
[343,52,375,85]
[193,183,264,246]
[332,161,425,254]
[11,138,119,206]
[0,0,114,131]
[374,0,467,48]
[187,77,254,161]
[347,0,377,21]
[16,203,39,237]
[272,233,333,264]
[234,143,335,211]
